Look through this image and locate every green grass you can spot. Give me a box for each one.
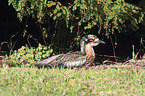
[0,66,145,96]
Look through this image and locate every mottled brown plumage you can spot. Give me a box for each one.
[34,35,105,67]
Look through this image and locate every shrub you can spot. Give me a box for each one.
[8,0,144,36]
[4,44,53,66]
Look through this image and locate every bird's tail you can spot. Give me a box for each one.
[34,54,62,68]
[34,58,51,67]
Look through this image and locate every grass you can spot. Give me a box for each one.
[0,66,145,96]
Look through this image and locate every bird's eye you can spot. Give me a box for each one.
[89,39,94,42]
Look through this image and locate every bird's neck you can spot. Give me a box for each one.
[80,40,85,53]
[81,43,95,63]
[85,44,95,57]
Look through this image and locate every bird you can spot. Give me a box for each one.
[34,35,105,68]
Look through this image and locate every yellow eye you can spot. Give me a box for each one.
[89,39,94,42]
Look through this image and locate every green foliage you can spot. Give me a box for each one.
[139,0,145,26]
[8,0,144,36]
[0,66,145,95]
[72,0,144,35]
[8,0,70,24]
[73,35,81,46]
[5,44,53,66]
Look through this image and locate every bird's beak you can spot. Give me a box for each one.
[98,40,106,44]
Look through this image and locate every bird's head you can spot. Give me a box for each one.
[81,34,105,47]
[80,35,105,53]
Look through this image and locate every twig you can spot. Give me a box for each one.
[9,32,19,56]
[0,42,9,54]
[123,45,138,65]
[68,3,74,10]
[51,20,58,42]
[37,23,47,46]
[70,26,84,49]
[98,21,102,34]
[110,34,117,62]
[132,45,135,59]
[141,38,145,49]
[132,45,140,59]
[32,37,39,44]
[77,26,79,35]
[27,34,31,47]
[96,54,121,59]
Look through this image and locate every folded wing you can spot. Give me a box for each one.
[34,53,86,67]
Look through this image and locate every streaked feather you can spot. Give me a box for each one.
[34,52,86,67]
[34,35,105,68]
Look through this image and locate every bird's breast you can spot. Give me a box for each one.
[85,45,96,63]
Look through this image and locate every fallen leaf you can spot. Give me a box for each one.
[68,79,76,86]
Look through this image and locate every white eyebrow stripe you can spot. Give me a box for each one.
[94,38,99,42]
